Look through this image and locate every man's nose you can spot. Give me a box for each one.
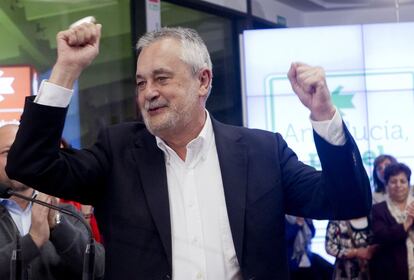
[144,82,160,100]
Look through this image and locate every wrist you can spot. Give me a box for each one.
[354,248,360,258]
[310,105,336,121]
[29,232,47,248]
[49,63,81,89]
[349,248,358,258]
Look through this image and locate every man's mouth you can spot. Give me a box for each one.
[147,105,167,115]
[145,100,168,116]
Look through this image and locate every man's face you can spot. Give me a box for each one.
[0,125,29,192]
[386,172,410,203]
[135,38,209,137]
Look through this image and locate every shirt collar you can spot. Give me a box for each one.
[0,189,37,211]
[156,110,214,166]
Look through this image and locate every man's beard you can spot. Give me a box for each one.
[142,96,196,137]
[143,109,179,136]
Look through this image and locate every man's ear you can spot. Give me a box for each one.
[198,68,212,98]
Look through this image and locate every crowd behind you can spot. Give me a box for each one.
[287,154,414,280]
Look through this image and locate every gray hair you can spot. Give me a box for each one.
[136,27,213,94]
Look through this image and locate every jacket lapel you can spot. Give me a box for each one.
[212,119,248,265]
[130,119,248,268]
[131,130,172,269]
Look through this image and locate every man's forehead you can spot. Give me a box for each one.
[138,38,181,61]
[136,67,174,79]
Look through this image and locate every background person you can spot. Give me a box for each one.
[325,217,376,279]
[0,124,105,280]
[372,154,397,204]
[370,163,414,280]
[286,215,333,280]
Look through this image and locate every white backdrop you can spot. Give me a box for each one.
[241,22,414,263]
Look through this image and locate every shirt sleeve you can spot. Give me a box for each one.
[310,108,346,146]
[34,80,73,108]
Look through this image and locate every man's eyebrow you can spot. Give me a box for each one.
[136,68,174,80]
[153,68,174,75]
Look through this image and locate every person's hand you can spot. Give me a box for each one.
[404,201,414,231]
[49,22,102,88]
[357,246,375,260]
[81,205,94,221]
[48,196,60,229]
[29,193,52,248]
[287,62,336,121]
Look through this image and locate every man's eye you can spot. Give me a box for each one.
[137,81,146,89]
[157,76,168,82]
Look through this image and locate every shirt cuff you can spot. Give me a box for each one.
[310,108,346,146]
[34,80,73,108]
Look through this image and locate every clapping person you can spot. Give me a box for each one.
[286,215,333,280]
[370,163,414,280]
[325,217,376,279]
[0,124,105,280]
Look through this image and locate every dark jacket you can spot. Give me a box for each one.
[0,203,105,280]
[371,201,409,280]
[6,97,371,279]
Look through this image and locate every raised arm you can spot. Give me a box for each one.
[49,21,102,89]
[287,62,335,122]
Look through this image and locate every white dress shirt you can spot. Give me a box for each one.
[35,80,346,279]
[156,112,241,280]
[0,197,34,236]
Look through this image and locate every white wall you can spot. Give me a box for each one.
[251,0,304,26]
[199,0,304,26]
[303,5,414,26]
[191,1,414,28]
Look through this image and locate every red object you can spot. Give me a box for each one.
[59,199,102,243]
[0,65,37,124]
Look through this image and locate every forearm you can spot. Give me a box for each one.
[50,210,105,277]
[34,80,73,108]
[6,97,69,195]
[49,63,82,89]
[314,125,371,219]
[6,96,107,204]
[311,108,345,145]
